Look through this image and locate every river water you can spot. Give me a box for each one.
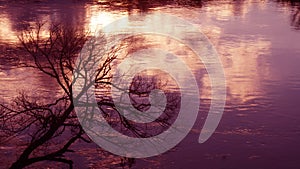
[0,0,300,168]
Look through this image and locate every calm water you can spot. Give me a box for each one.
[0,0,300,168]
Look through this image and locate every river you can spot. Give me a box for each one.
[0,0,300,168]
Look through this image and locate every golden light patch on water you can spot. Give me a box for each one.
[219,38,271,103]
[203,24,272,103]
[0,14,18,43]
[0,14,55,44]
[204,2,247,20]
[85,5,125,33]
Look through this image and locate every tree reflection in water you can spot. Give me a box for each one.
[0,22,177,168]
[291,5,300,29]
[0,0,299,168]
[277,0,300,30]
[0,18,181,168]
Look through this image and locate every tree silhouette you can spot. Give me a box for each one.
[0,22,133,169]
[0,22,176,168]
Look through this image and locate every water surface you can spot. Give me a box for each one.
[0,0,300,168]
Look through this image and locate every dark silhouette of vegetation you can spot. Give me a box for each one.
[0,23,135,168]
[291,6,300,29]
[0,21,177,168]
[277,0,300,6]
[276,0,300,30]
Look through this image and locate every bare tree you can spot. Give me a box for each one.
[0,22,178,168]
[0,22,132,169]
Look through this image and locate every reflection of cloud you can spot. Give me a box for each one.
[203,2,247,20]
[149,1,273,105]
[86,6,125,32]
[205,5,235,21]
[219,38,271,102]
[200,23,272,103]
[0,14,18,43]
[203,0,268,21]
[192,0,273,104]
[0,14,52,43]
